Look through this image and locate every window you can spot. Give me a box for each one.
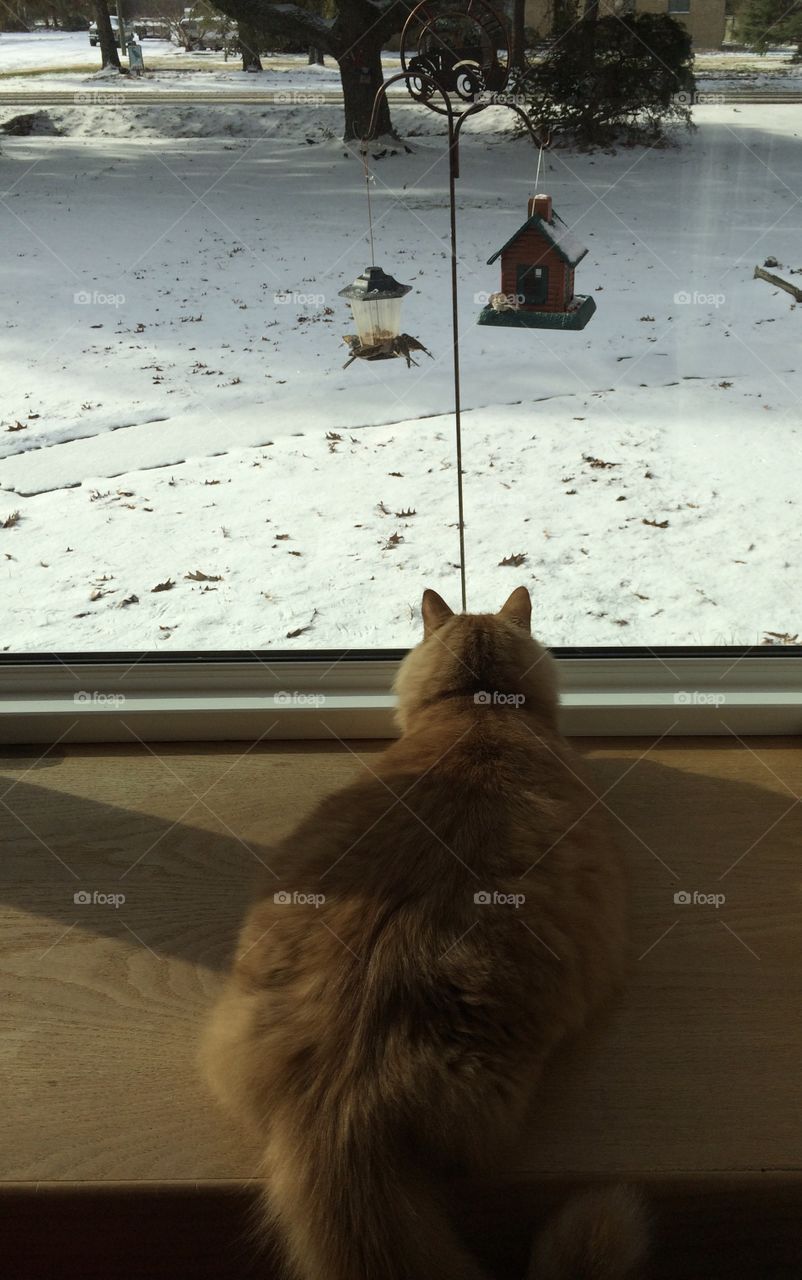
[668,0,691,14]
[1,23,800,742]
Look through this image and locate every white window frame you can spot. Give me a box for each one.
[1,652,800,743]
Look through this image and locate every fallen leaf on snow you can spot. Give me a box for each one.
[583,455,619,469]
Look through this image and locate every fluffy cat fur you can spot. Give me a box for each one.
[200,586,646,1279]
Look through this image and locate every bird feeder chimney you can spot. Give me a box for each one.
[528,193,553,222]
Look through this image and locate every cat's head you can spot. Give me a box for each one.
[393,586,558,733]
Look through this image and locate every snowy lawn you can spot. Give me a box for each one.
[3,33,802,91]
[0,32,400,91]
[1,102,800,651]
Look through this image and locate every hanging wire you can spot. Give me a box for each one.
[534,140,545,193]
[361,144,376,268]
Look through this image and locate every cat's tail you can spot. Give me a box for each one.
[263,1101,647,1280]
[262,1100,493,1280]
[530,1184,649,1280]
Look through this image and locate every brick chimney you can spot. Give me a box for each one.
[528,193,553,222]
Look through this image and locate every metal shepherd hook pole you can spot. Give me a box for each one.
[364,2,546,615]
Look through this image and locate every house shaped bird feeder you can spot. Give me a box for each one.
[478,194,596,331]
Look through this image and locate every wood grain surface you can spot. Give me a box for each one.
[1,736,801,1266]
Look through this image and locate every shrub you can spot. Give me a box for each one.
[514,14,695,147]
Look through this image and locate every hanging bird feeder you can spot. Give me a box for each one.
[339,266,431,368]
[478,194,596,331]
[339,266,410,355]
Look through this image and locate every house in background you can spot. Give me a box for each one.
[523,0,728,50]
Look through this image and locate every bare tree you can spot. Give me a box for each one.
[212,0,417,139]
[510,0,526,67]
[552,0,578,34]
[578,0,599,76]
[239,20,263,69]
[92,0,121,68]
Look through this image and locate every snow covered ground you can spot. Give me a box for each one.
[0,30,399,90]
[1,93,800,652]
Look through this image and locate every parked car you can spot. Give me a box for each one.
[138,19,170,39]
[89,15,148,46]
[175,16,236,51]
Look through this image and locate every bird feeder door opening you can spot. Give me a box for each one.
[516,264,549,307]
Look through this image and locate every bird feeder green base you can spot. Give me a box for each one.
[477,295,597,331]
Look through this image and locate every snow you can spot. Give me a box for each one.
[0,87,800,651]
[0,31,400,93]
[0,30,178,74]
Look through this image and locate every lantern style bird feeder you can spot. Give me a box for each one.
[478,194,596,332]
[339,266,434,366]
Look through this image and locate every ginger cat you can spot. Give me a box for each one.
[201,587,646,1279]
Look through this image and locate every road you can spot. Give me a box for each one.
[0,88,801,107]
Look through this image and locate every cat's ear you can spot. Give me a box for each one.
[421,589,454,637]
[498,586,532,633]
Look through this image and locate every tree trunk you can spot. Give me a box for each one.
[338,38,394,141]
[552,0,577,34]
[510,0,526,67]
[92,0,121,69]
[578,0,600,91]
[239,22,263,70]
[308,46,324,65]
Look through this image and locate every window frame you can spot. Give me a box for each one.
[1,649,800,743]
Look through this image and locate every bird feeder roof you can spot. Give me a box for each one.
[338,265,412,302]
[487,209,589,268]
